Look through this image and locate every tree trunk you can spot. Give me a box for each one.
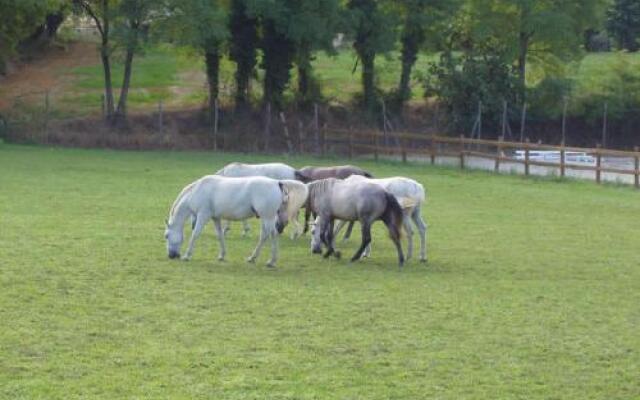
[517,31,529,102]
[261,20,294,110]
[296,42,313,106]
[205,49,221,109]
[398,26,422,107]
[114,46,135,126]
[361,51,376,112]
[229,0,258,111]
[101,48,115,119]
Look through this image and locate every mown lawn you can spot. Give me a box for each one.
[0,144,639,399]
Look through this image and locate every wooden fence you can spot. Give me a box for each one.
[312,128,640,189]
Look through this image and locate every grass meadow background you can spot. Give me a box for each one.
[0,144,639,398]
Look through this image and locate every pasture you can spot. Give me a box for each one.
[1,144,639,399]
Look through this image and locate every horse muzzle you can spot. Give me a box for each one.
[276,222,285,234]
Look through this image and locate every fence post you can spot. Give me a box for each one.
[596,144,602,184]
[373,131,379,161]
[524,138,530,176]
[213,98,220,151]
[634,147,639,189]
[348,128,353,159]
[280,112,294,154]
[520,102,527,142]
[602,102,608,148]
[560,141,566,178]
[501,100,508,138]
[298,119,304,154]
[401,136,407,163]
[321,124,327,157]
[43,90,50,140]
[314,103,320,156]
[158,99,164,134]
[561,97,568,145]
[495,136,503,173]
[430,136,436,165]
[264,102,271,152]
[459,135,465,169]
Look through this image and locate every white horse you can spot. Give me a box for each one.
[215,162,305,238]
[165,175,294,267]
[313,175,428,262]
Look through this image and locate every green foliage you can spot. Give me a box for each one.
[0,0,66,73]
[607,0,640,51]
[229,0,258,108]
[2,144,640,398]
[347,0,399,112]
[425,45,519,132]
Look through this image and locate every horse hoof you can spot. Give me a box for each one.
[181,256,191,261]
[217,256,225,262]
[334,251,341,259]
[266,262,276,268]
[246,257,256,264]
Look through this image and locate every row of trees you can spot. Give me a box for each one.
[4,0,640,130]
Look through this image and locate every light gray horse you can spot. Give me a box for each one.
[306,178,405,266]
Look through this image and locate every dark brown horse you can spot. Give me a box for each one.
[295,165,373,234]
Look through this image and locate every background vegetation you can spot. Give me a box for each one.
[1,144,639,398]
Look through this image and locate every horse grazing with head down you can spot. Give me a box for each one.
[329,175,427,262]
[306,178,405,266]
[215,162,308,238]
[164,175,294,267]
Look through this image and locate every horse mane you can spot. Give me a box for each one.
[307,178,336,202]
[168,180,198,222]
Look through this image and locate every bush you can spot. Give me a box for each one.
[423,47,520,133]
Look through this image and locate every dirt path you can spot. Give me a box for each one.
[0,42,99,109]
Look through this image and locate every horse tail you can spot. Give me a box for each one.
[280,180,309,217]
[381,192,403,241]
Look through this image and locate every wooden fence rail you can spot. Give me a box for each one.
[319,128,640,189]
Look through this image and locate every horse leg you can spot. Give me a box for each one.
[382,217,405,267]
[333,220,347,241]
[403,212,414,262]
[222,220,231,236]
[242,220,250,237]
[412,206,427,262]
[303,207,312,234]
[182,212,209,261]
[213,218,226,261]
[351,221,372,262]
[322,218,338,259]
[343,221,355,241]
[267,223,279,268]
[247,221,269,264]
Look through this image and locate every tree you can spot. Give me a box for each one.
[607,0,640,52]
[73,0,117,120]
[160,0,228,110]
[229,0,258,110]
[112,0,155,124]
[467,0,606,100]
[395,0,460,108]
[347,0,397,113]
[0,0,66,74]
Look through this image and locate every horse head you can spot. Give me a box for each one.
[164,218,183,259]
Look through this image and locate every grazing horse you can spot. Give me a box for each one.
[306,178,405,266]
[164,176,292,267]
[322,175,427,262]
[295,165,374,234]
[215,162,304,237]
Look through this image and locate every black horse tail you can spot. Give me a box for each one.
[381,192,403,241]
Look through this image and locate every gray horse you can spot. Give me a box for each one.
[306,178,405,266]
[295,165,373,234]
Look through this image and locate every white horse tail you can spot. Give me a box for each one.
[397,196,418,210]
[279,180,309,238]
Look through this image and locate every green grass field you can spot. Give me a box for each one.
[1,144,639,399]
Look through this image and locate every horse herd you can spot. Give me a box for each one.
[164,162,428,268]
